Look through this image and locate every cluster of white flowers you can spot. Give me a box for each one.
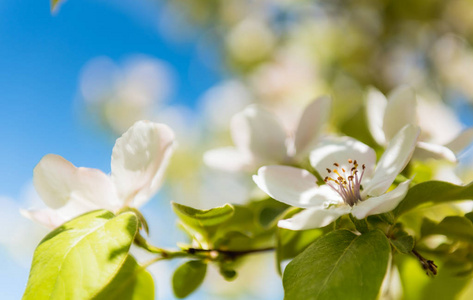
[204,87,473,231]
[23,87,473,234]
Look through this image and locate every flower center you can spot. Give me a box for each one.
[324,159,366,207]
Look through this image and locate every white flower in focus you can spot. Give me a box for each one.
[253,125,419,230]
[366,86,473,162]
[203,97,331,172]
[21,121,175,229]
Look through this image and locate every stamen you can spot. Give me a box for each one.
[324,159,365,207]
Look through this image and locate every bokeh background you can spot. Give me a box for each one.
[3,0,473,298]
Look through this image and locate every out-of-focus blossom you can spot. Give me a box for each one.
[21,121,175,228]
[80,56,175,134]
[226,17,276,64]
[199,80,253,132]
[253,125,419,230]
[204,97,331,172]
[432,35,473,99]
[366,86,473,162]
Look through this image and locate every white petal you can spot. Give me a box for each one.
[309,136,376,179]
[231,105,287,164]
[20,209,66,229]
[413,141,457,163]
[203,147,253,172]
[293,96,331,158]
[253,166,340,208]
[365,87,388,145]
[365,125,419,196]
[33,154,118,209]
[383,86,417,141]
[352,180,411,219]
[111,121,175,207]
[278,205,351,230]
[445,127,473,154]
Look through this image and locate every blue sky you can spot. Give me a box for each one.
[0,0,221,297]
[0,0,220,198]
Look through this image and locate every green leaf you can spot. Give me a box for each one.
[172,202,234,228]
[388,223,415,254]
[23,210,139,300]
[421,216,473,243]
[390,235,415,254]
[93,256,154,300]
[172,260,207,298]
[394,181,473,217]
[283,230,390,300]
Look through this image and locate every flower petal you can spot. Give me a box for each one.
[309,136,376,179]
[278,205,351,230]
[253,165,339,208]
[364,125,419,196]
[365,87,388,145]
[413,141,457,163]
[20,209,66,229]
[383,86,417,141]
[293,96,331,158]
[203,147,253,172]
[352,180,411,219]
[231,105,287,164]
[33,154,118,209]
[111,120,175,207]
[445,127,473,155]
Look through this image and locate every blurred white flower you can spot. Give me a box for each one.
[226,17,275,64]
[21,121,175,229]
[203,97,331,172]
[80,56,175,133]
[366,86,473,162]
[253,125,419,230]
[199,80,252,131]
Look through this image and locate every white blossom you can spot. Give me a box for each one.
[253,125,419,230]
[21,120,175,229]
[204,97,331,172]
[366,86,473,162]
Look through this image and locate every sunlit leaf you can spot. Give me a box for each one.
[23,210,138,300]
[283,230,390,300]
[172,202,234,228]
[93,255,154,300]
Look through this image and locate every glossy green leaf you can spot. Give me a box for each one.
[23,210,139,300]
[172,260,207,298]
[172,202,234,228]
[93,256,154,300]
[394,181,473,217]
[283,230,390,300]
